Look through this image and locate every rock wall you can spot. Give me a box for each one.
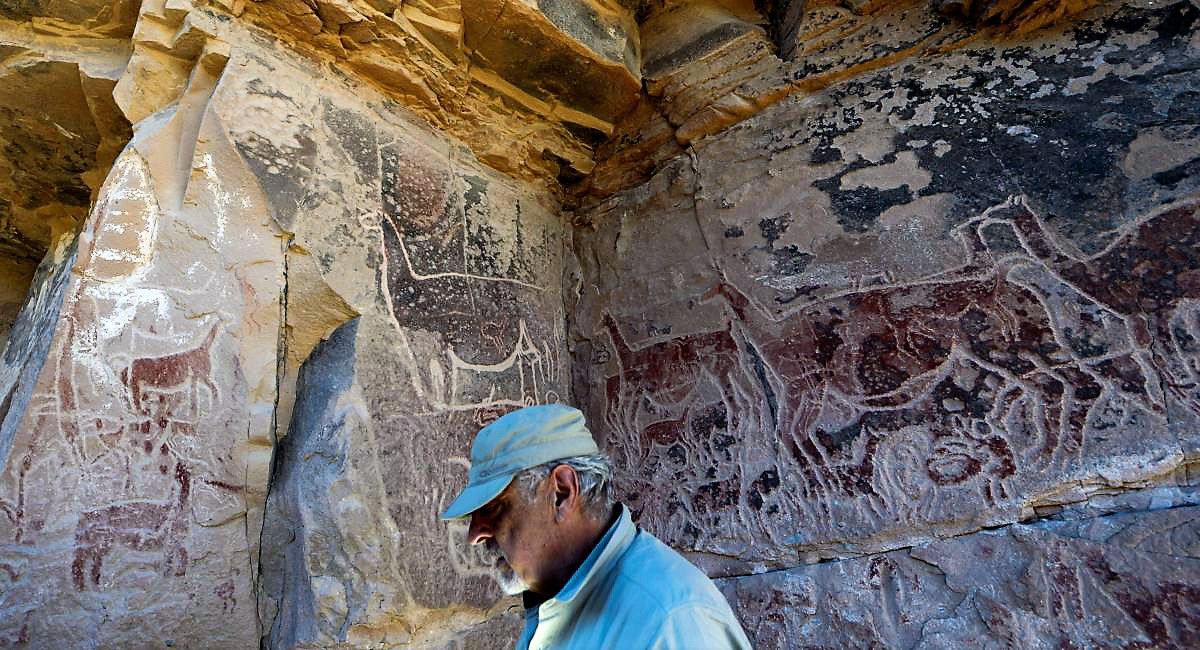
[570,0,1200,645]
[0,3,571,648]
[240,26,573,647]
[1,0,1198,648]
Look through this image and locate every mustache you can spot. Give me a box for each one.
[474,540,508,567]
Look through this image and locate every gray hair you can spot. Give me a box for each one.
[515,453,615,520]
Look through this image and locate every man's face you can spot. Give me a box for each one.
[468,479,556,595]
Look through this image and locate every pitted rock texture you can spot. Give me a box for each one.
[570,0,1200,641]
[718,490,1200,648]
[574,0,1113,205]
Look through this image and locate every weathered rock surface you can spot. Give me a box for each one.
[1,2,570,648]
[234,0,643,184]
[0,0,1197,647]
[232,25,572,646]
[718,488,1200,648]
[0,14,132,341]
[570,0,1200,641]
[0,38,277,646]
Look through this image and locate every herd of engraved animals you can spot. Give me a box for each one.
[68,314,227,590]
[0,311,226,590]
[0,279,236,591]
[0,162,250,592]
[601,196,1200,516]
[3,291,232,592]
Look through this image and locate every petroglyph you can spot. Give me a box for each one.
[600,313,749,447]
[119,321,221,417]
[71,461,191,589]
[378,141,563,416]
[969,197,1200,416]
[592,192,1195,560]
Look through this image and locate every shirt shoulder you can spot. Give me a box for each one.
[561,528,750,649]
[605,528,735,614]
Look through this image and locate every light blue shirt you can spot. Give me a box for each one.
[516,505,751,650]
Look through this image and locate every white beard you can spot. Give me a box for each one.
[479,543,529,595]
[491,556,529,595]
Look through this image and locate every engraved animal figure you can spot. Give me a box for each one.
[704,213,1103,488]
[71,462,191,590]
[925,419,1016,505]
[216,578,236,614]
[120,322,220,416]
[601,313,746,445]
[443,319,549,410]
[379,145,539,367]
[380,210,554,412]
[973,198,1200,413]
[381,216,525,363]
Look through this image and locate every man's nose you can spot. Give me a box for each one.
[467,514,493,545]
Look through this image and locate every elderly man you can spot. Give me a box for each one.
[442,403,751,649]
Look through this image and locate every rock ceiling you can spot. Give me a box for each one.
[0,0,1101,268]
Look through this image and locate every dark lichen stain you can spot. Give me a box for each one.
[235,132,317,228]
[786,2,1199,247]
[754,213,815,274]
[323,100,378,181]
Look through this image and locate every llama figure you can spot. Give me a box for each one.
[71,462,191,590]
[120,322,220,417]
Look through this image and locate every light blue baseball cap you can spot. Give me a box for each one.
[441,404,600,520]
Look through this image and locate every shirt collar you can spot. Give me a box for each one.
[526,504,635,612]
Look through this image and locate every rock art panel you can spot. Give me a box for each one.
[571,0,1200,600]
[0,41,282,648]
[3,0,1195,647]
[222,26,572,649]
[0,6,571,644]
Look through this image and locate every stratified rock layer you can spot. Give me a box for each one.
[718,496,1200,648]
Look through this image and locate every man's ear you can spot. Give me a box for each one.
[548,465,579,521]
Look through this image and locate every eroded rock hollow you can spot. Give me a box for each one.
[0,0,1197,648]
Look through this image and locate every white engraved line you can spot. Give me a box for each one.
[378,235,432,403]
[391,213,544,291]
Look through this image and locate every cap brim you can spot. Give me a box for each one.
[440,473,514,520]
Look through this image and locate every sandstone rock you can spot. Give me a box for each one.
[0,0,1197,647]
[0,42,279,648]
[223,31,573,646]
[571,0,1200,575]
[718,498,1200,648]
[235,0,644,184]
[934,0,1102,35]
[641,0,789,145]
[0,20,132,312]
